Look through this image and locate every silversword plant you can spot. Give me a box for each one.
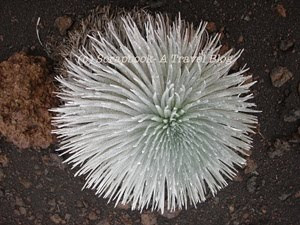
[52,7,257,213]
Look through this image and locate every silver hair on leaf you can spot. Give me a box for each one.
[52,7,257,213]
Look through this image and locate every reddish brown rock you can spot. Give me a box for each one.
[276,4,287,18]
[116,202,131,210]
[238,35,244,43]
[233,172,243,182]
[54,16,73,35]
[219,43,230,56]
[244,158,258,174]
[0,154,9,167]
[88,211,98,221]
[0,52,58,149]
[206,22,217,33]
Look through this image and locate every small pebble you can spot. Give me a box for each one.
[206,22,217,33]
[88,211,98,221]
[0,154,9,167]
[270,66,293,87]
[243,213,249,219]
[19,207,27,215]
[244,158,258,174]
[278,193,292,201]
[233,173,243,182]
[15,196,25,206]
[19,178,32,189]
[294,191,300,198]
[141,212,157,225]
[279,39,294,51]
[213,0,220,6]
[64,213,71,221]
[116,202,130,210]
[238,35,244,43]
[229,205,235,213]
[247,176,257,193]
[276,4,287,17]
[243,15,250,21]
[50,214,63,224]
[54,16,73,36]
[160,208,181,219]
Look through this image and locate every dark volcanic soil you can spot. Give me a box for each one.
[0,1,299,225]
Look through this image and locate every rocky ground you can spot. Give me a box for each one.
[0,0,299,225]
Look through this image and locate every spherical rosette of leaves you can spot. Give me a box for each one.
[52,7,257,213]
